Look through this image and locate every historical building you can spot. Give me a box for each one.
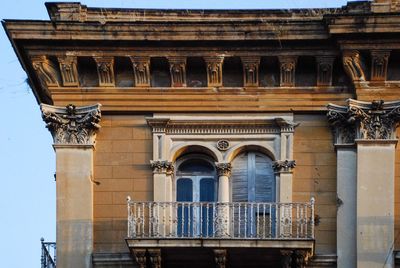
[4,0,400,267]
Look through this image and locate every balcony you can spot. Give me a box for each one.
[126,198,315,268]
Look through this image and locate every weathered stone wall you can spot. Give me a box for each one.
[293,114,337,255]
[93,115,153,252]
[395,128,400,250]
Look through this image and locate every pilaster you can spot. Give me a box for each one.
[94,56,115,87]
[41,103,101,268]
[204,56,224,87]
[58,54,79,87]
[370,50,390,83]
[279,56,297,87]
[130,56,151,87]
[316,56,334,87]
[168,56,187,87]
[241,56,260,87]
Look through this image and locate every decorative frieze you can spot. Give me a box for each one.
[213,249,227,268]
[215,162,232,177]
[342,50,366,82]
[327,99,400,142]
[316,56,334,86]
[370,50,390,82]
[31,55,59,88]
[41,103,101,145]
[168,56,187,87]
[58,55,79,86]
[241,57,260,87]
[279,56,297,87]
[150,160,174,175]
[204,56,224,87]
[148,249,161,268]
[273,160,296,173]
[130,56,151,87]
[94,56,115,87]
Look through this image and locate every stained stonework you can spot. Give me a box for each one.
[31,55,59,88]
[342,50,365,83]
[279,56,297,87]
[204,56,224,87]
[168,56,187,87]
[94,57,115,87]
[241,57,260,87]
[58,55,79,87]
[130,56,151,87]
[370,50,390,82]
[316,56,334,86]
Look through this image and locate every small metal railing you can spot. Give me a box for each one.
[41,238,56,268]
[127,198,315,240]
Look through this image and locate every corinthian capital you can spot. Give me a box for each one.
[41,103,101,145]
[327,99,400,141]
[273,160,296,173]
[215,162,232,177]
[150,160,174,175]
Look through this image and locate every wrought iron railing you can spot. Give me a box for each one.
[127,198,315,240]
[41,238,56,268]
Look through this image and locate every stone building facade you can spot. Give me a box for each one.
[4,0,400,267]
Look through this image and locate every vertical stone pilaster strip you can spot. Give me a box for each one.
[241,56,260,87]
[58,54,79,87]
[168,56,187,87]
[278,56,297,87]
[204,56,224,87]
[316,56,334,86]
[130,56,151,87]
[370,50,390,82]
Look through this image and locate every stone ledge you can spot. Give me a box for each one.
[92,252,135,267]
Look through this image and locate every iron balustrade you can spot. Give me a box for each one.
[127,197,315,240]
[41,238,56,268]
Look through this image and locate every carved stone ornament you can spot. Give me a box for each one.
[293,250,311,268]
[280,250,293,268]
[279,56,297,87]
[327,103,356,145]
[148,249,161,268]
[94,56,115,87]
[31,55,59,88]
[316,56,334,86]
[213,249,227,268]
[41,103,101,145]
[241,57,260,87]
[371,50,390,82]
[216,140,230,151]
[327,99,400,141]
[132,249,147,268]
[215,162,232,177]
[168,56,187,87]
[342,50,366,82]
[273,160,296,173]
[58,55,79,86]
[204,56,224,87]
[130,56,151,87]
[150,160,174,175]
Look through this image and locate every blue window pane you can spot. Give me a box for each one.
[177,178,193,237]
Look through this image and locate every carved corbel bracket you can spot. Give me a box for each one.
[273,160,296,173]
[213,249,227,268]
[204,56,224,87]
[130,56,151,87]
[280,250,293,268]
[168,56,187,87]
[40,103,101,145]
[150,160,174,175]
[293,249,311,268]
[31,55,60,88]
[131,249,147,268]
[316,56,335,86]
[241,56,260,87]
[278,56,297,87]
[93,56,115,87]
[148,249,161,268]
[342,50,366,84]
[215,162,232,177]
[58,55,79,87]
[370,50,391,82]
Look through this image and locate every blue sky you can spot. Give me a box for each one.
[0,0,351,267]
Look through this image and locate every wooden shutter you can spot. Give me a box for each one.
[232,152,249,202]
[254,153,275,202]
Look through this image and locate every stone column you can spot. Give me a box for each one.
[215,162,232,237]
[328,99,400,268]
[327,105,357,268]
[41,103,101,268]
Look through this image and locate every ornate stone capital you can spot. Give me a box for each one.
[58,54,79,87]
[241,56,260,87]
[41,103,101,145]
[150,160,174,175]
[273,160,296,173]
[168,56,187,87]
[342,50,366,83]
[316,56,334,86]
[327,99,400,142]
[370,50,390,82]
[215,162,232,177]
[327,103,356,145]
[130,56,151,87]
[94,56,115,87]
[204,56,224,87]
[31,55,59,88]
[279,56,297,87]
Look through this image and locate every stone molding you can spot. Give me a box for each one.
[215,162,232,177]
[41,103,101,145]
[327,99,400,143]
[146,117,298,135]
[150,160,174,175]
[31,55,59,88]
[273,160,296,173]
